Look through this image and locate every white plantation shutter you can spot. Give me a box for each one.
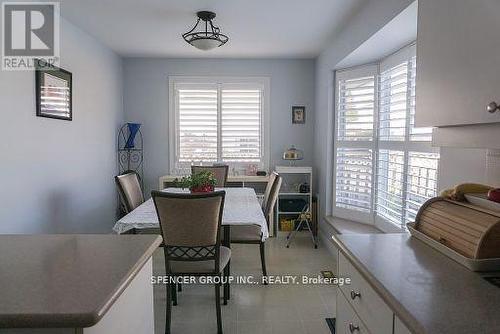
[337,76,375,141]
[409,56,433,142]
[334,44,440,228]
[177,88,218,163]
[376,150,405,225]
[374,45,439,228]
[405,55,437,222]
[379,63,408,141]
[336,148,373,212]
[171,78,268,172]
[375,148,440,227]
[334,66,377,221]
[221,89,262,162]
[405,152,439,222]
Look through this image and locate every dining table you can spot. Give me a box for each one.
[113,187,268,240]
[113,187,268,298]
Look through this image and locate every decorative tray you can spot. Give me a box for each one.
[407,222,500,272]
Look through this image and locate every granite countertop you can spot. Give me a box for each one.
[0,234,162,328]
[332,233,500,334]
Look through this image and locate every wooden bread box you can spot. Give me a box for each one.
[415,197,500,259]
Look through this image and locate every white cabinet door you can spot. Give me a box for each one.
[394,316,412,334]
[84,258,155,334]
[416,0,500,127]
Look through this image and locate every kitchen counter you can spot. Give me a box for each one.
[0,234,162,329]
[332,233,500,334]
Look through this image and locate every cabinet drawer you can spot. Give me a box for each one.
[338,252,393,333]
[336,290,370,334]
[394,316,412,334]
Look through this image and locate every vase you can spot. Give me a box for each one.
[124,123,141,149]
[190,185,215,193]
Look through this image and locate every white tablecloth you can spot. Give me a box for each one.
[113,187,269,240]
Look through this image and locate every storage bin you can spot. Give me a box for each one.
[278,198,307,213]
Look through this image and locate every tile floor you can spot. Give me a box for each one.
[152,232,337,334]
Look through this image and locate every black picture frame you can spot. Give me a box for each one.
[35,62,72,121]
[292,106,305,124]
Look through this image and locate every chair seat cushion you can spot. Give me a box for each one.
[169,246,231,274]
[226,225,262,242]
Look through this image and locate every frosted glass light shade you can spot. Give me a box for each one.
[190,38,223,51]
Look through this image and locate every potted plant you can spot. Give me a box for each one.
[174,171,217,193]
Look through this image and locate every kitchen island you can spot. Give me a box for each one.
[332,233,500,334]
[0,234,162,333]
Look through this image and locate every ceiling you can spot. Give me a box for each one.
[336,1,418,69]
[58,0,367,58]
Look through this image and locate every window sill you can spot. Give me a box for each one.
[374,216,408,234]
[325,216,382,234]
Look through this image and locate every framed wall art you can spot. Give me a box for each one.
[35,63,72,121]
[292,106,305,124]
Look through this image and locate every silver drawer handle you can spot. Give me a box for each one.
[350,290,361,300]
[349,323,360,332]
[487,101,499,113]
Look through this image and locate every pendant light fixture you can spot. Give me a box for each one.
[182,11,229,51]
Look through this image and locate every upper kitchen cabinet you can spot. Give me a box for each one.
[416,0,500,127]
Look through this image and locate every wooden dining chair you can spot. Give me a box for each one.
[115,171,144,214]
[151,190,230,334]
[226,172,282,283]
[191,165,229,187]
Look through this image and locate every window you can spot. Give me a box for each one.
[221,89,262,162]
[169,77,270,174]
[334,44,440,229]
[177,87,218,163]
[334,66,377,223]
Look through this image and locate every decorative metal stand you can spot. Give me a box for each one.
[117,123,144,191]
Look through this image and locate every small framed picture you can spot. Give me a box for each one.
[35,62,72,121]
[292,106,305,124]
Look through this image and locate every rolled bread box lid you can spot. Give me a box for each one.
[415,197,500,259]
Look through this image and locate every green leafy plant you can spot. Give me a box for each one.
[174,171,217,192]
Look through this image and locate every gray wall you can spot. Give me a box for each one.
[0,18,123,233]
[122,58,315,196]
[313,0,414,223]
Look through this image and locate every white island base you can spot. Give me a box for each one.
[3,258,154,334]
